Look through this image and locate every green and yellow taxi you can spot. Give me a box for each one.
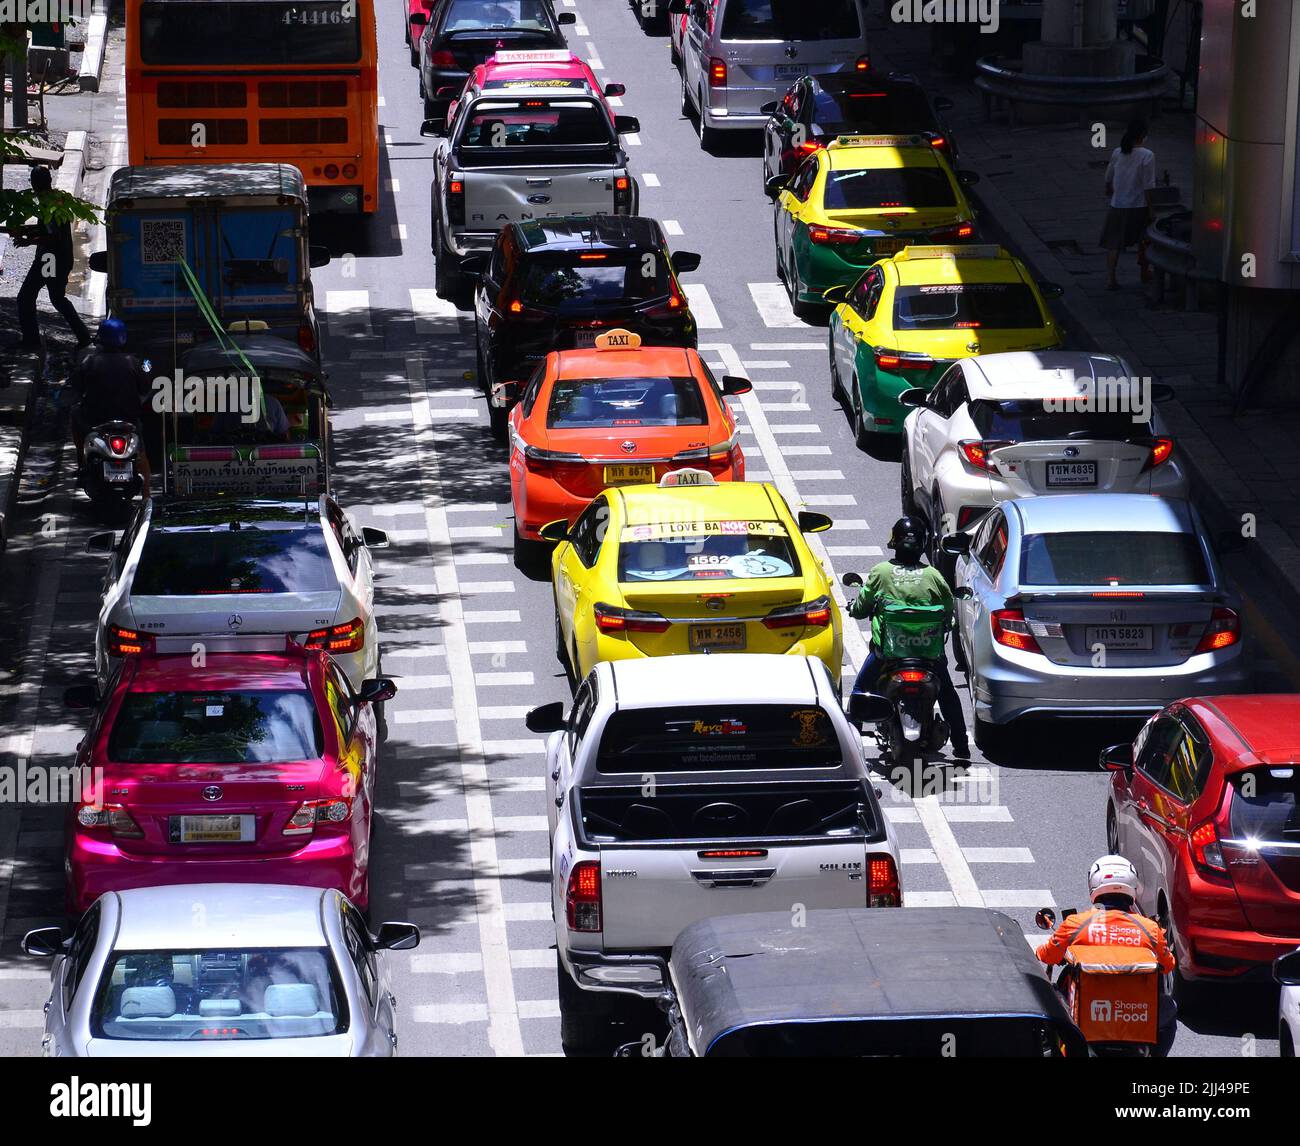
[826,244,1064,447]
[767,134,979,316]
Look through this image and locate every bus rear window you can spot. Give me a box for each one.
[140,2,363,66]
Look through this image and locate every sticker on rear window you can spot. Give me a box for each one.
[791,709,830,748]
[624,520,788,540]
[205,705,224,717]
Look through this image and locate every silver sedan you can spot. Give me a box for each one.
[22,884,419,1057]
[944,494,1249,747]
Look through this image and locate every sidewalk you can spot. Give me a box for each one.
[870,20,1300,661]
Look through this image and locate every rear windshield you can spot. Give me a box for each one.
[93,947,344,1042]
[597,705,842,772]
[721,0,861,41]
[131,524,338,596]
[822,166,954,211]
[894,283,1046,331]
[1020,531,1210,587]
[618,521,800,582]
[140,2,361,66]
[1229,768,1300,844]
[969,401,1147,443]
[548,377,706,428]
[444,0,554,32]
[107,691,323,764]
[459,100,611,148]
[814,87,935,134]
[518,254,671,309]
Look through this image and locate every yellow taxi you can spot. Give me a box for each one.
[540,470,842,682]
[826,244,1064,447]
[767,134,980,317]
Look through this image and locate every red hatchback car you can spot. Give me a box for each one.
[63,647,396,916]
[1103,695,1300,986]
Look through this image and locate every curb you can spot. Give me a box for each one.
[78,2,109,93]
[966,173,1300,648]
[55,129,88,199]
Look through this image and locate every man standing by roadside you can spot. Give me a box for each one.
[12,165,91,351]
[1100,119,1156,291]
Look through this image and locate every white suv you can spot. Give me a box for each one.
[900,351,1189,565]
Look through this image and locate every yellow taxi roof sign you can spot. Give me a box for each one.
[828,134,926,149]
[894,244,1006,260]
[595,328,642,350]
[658,468,717,488]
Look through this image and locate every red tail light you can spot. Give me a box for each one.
[593,602,671,634]
[955,505,984,530]
[1140,436,1174,471]
[809,226,861,246]
[297,322,315,354]
[708,57,727,87]
[761,596,832,630]
[521,445,585,478]
[76,803,144,839]
[795,140,823,155]
[284,797,354,836]
[1194,607,1240,654]
[614,174,632,213]
[873,348,932,372]
[106,623,154,657]
[566,860,602,931]
[447,174,466,225]
[1189,818,1226,875]
[930,221,974,241]
[991,608,1041,654]
[855,55,871,71]
[958,439,1011,473]
[431,49,456,68]
[928,135,946,149]
[323,163,339,180]
[867,853,900,907]
[109,435,128,454]
[893,669,928,683]
[342,163,357,179]
[305,617,365,654]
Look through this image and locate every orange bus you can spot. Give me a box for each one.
[125,0,380,214]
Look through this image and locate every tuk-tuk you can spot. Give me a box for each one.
[162,332,332,499]
[619,908,1087,1058]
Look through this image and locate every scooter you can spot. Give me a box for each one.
[78,419,143,521]
[842,571,952,766]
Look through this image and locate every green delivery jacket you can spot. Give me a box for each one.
[847,559,954,649]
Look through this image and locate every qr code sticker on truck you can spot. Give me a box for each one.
[141,219,186,265]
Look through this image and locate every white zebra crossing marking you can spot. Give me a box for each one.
[324,290,371,333]
[642,172,660,186]
[663,219,683,235]
[683,283,721,328]
[748,282,804,328]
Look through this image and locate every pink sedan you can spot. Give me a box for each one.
[63,646,396,916]
[406,0,442,67]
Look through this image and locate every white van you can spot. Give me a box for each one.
[672,0,869,147]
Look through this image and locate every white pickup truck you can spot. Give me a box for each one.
[424,83,640,303]
[526,653,901,1055]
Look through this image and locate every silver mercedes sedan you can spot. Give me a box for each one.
[944,494,1249,748]
[22,883,419,1057]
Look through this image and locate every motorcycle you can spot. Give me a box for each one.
[78,419,143,521]
[1034,906,1170,1058]
[842,570,954,766]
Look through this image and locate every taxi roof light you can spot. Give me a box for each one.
[594,328,641,350]
[894,244,1006,260]
[658,468,716,488]
[828,133,926,149]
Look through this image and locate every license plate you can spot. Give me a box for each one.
[573,330,599,348]
[603,464,654,485]
[775,64,805,79]
[872,238,904,254]
[172,814,255,844]
[689,623,746,651]
[103,460,133,483]
[1047,461,1097,487]
[1084,625,1153,651]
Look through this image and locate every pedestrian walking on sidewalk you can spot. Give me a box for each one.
[12,166,92,351]
[1100,119,1156,291]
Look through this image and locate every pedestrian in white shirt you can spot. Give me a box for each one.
[1099,119,1156,290]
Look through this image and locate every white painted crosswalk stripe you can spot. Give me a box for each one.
[748,282,804,328]
[663,219,683,235]
[642,172,660,186]
[825,545,883,557]
[483,738,546,755]
[683,283,722,328]
[324,290,372,333]
[503,901,551,920]
[943,806,1014,823]
[964,848,1035,864]
[411,288,462,332]
[801,494,856,506]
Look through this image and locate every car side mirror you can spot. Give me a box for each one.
[64,684,98,711]
[361,526,390,549]
[841,571,863,588]
[1099,742,1134,773]
[1034,907,1057,932]
[84,530,117,556]
[821,284,848,305]
[21,926,66,958]
[309,244,331,269]
[940,534,970,556]
[435,86,460,99]
[760,100,778,116]
[721,375,752,397]
[1151,383,1175,402]
[525,700,566,734]
[87,250,108,274]
[409,10,426,24]
[557,9,576,22]
[954,586,973,599]
[1216,529,1246,554]
[847,692,892,725]
[672,250,701,274]
[933,95,955,111]
[1274,949,1300,985]
[897,387,927,408]
[764,174,788,201]
[358,678,398,705]
[603,82,626,98]
[956,170,980,187]
[797,510,833,533]
[420,119,442,137]
[614,114,641,136]
[373,921,421,951]
[538,519,569,544]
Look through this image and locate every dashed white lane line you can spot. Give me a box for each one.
[748,282,805,328]
[484,738,547,755]
[767,423,821,434]
[801,494,856,506]
[405,353,524,1058]
[504,901,551,921]
[752,341,823,350]
[623,132,641,145]
[455,553,510,565]
[782,444,832,456]
[761,402,811,412]
[585,42,604,70]
[386,178,400,192]
[943,805,1014,823]
[683,283,722,328]
[982,890,1056,908]
[663,219,683,235]
[460,581,516,594]
[464,610,522,624]
[825,545,883,558]
[964,848,1035,864]
[392,223,407,240]
[414,1003,489,1024]
[742,359,790,370]
[642,172,660,186]
[790,470,845,481]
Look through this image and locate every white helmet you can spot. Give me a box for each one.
[1087,854,1141,903]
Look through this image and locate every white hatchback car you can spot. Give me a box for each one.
[88,496,389,690]
[900,351,1189,556]
[1278,947,1300,1057]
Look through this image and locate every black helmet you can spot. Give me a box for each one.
[888,515,929,561]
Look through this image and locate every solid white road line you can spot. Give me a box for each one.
[748,282,804,328]
[913,797,985,908]
[683,284,721,328]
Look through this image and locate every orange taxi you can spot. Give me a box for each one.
[508,328,752,555]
